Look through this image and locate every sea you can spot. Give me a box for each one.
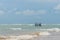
[0,24,60,36]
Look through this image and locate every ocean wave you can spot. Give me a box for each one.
[39,28,60,32]
[39,32,51,35]
[0,31,51,40]
[9,27,60,32]
[10,28,22,30]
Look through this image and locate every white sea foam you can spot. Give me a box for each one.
[39,32,51,35]
[0,32,50,40]
[10,27,60,32]
[39,28,60,32]
[10,28,22,30]
[47,28,60,32]
[0,35,37,40]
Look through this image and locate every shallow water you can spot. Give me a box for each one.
[0,24,60,35]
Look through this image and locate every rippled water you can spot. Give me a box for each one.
[0,24,60,35]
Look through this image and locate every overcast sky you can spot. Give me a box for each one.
[0,0,60,24]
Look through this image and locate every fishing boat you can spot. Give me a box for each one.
[35,23,42,27]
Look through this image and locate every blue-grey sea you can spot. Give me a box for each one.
[0,24,60,36]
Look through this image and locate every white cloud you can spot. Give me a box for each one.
[37,10,46,14]
[53,4,60,14]
[6,8,17,13]
[22,10,35,15]
[16,11,22,14]
[25,0,59,2]
[16,10,34,15]
[54,4,60,10]
[16,9,47,15]
[12,0,59,3]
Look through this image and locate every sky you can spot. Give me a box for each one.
[0,0,60,24]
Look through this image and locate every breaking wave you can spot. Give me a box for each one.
[9,27,60,32]
[10,28,22,30]
[39,28,60,32]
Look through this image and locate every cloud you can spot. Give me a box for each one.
[54,4,60,10]
[7,8,17,13]
[53,4,60,14]
[16,9,47,15]
[37,10,47,14]
[12,0,59,3]
[16,10,34,15]
[25,0,59,2]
